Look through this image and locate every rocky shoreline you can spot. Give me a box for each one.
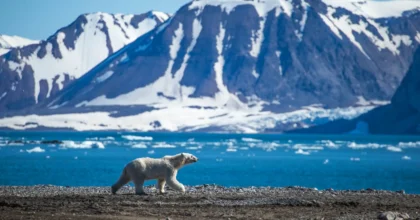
[0,185,419,219]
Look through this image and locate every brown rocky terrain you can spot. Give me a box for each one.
[0,185,419,219]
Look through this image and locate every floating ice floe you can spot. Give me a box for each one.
[100,136,115,141]
[295,149,310,155]
[344,141,420,151]
[348,142,383,149]
[241,138,263,142]
[386,146,402,152]
[186,146,202,150]
[319,140,338,149]
[148,150,155,154]
[398,141,420,148]
[323,159,329,164]
[350,157,361,161]
[402,156,411,160]
[26,147,45,153]
[122,135,153,141]
[226,147,237,152]
[60,141,105,149]
[131,143,148,149]
[152,143,176,148]
[292,144,324,151]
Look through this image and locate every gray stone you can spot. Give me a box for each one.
[378,211,410,220]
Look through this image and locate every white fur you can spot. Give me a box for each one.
[111,153,198,195]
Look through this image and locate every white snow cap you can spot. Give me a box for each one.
[322,0,420,18]
[189,0,295,16]
[0,35,39,49]
[0,35,39,55]
[189,0,420,18]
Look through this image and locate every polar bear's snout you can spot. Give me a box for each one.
[184,153,198,164]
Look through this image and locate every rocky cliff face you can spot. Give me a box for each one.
[0,11,169,111]
[355,45,420,135]
[291,46,420,135]
[0,0,419,132]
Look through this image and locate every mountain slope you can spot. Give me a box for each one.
[0,11,169,111]
[0,35,39,56]
[0,0,419,132]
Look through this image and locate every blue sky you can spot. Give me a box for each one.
[0,0,188,40]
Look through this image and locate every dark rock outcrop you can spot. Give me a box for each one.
[291,46,420,135]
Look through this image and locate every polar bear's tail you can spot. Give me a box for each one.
[111,166,130,194]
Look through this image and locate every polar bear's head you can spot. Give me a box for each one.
[165,153,198,169]
[181,153,198,165]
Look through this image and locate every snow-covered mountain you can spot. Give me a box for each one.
[0,0,419,132]
[0,35,39,56]
[0,11,169,111]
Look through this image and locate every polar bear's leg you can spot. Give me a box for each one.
[132,177,146,195]
[157,179,166,194]
[166,171,185,192]
[111,167,130,194]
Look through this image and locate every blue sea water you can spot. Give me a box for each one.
[0,132,419,193]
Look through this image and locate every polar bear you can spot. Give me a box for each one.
[111,153,198,195]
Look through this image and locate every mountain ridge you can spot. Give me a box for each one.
[45,0,420,108]
[0,0,419,133]
[0,35,39,56]
[0,11,169,111]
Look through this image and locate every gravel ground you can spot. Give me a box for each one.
[0,185,419,220]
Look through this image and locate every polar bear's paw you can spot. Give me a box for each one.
[111,186,117,195]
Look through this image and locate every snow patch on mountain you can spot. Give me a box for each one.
[95,71,114,83]
[189,0,294,17]
[0,35,39,55]
[151,11,171,22]
[416,32,420,43]
[7,61,25,79]
[296,0,309,40]
[0,48,8,56]
[0,92,6,101]
[76,22,188,107]
[356,96,390,106]
[322,0,420,18]
[321,6,414,57]
[249,16,265,59]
